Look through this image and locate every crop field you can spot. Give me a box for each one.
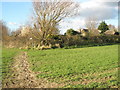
[27,45,119,88]
[1,45,119,88]
[1,48,19,81]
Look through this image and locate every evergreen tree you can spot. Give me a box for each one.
[98,21,109,33]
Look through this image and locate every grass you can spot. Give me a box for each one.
[1,48,20,80]
[27,45,118,88]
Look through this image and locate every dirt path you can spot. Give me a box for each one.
[3,52,63,88]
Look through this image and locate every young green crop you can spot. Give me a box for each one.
[27,45,118,88]
[2,48,20,80]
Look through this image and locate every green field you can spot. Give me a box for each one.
[2,45,119,88]
[27,45,118,88]
[2,48,19,80]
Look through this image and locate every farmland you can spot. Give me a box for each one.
[27,45,118,88]
[1,45,119,88]
[1,48,20,83]
[2,0,120,88]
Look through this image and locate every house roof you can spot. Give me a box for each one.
[104,30,115,35]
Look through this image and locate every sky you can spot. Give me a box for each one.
[1,0,119,34]
[1,2,32,31]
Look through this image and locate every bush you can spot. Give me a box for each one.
[114,32,119,35]
[60,35,120,48]
[6,32,120,49]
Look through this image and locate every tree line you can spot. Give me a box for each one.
[1,0,120,50]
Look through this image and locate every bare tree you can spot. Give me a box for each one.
[85,17,99,36]
[31,0,80,46]
[11,27,22,36]
[85,17,99,31]
[0,20,9,44]
[108,24,117,31]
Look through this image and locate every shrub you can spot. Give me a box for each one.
[114,32,119,35]
[61,35,120,48]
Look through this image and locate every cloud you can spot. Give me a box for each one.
[59,0,118,34]
[91,0,119,2]
[8,22,17,25]
[79,0,118,20]
[1,0,31,2]
[102,2,118,7]
[7,22,22,30]
[8,22,23,26]
[59,17,85,34]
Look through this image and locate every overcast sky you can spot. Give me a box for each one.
[1,0,119,34]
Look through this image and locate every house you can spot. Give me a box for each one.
[104,30,115,35]
[77,28,89,37]
[81,29,89,37]
[21,26,30,36]
[77,29,100,37]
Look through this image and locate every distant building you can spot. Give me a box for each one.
[77,28,88,33]
[77,28,100,37]
[104,30,115,35]
[78,29,89,37]
[81,29,89,37]
[21,26,30,36]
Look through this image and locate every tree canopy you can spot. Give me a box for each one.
[98,21,109,33]
[32,0,80,45]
